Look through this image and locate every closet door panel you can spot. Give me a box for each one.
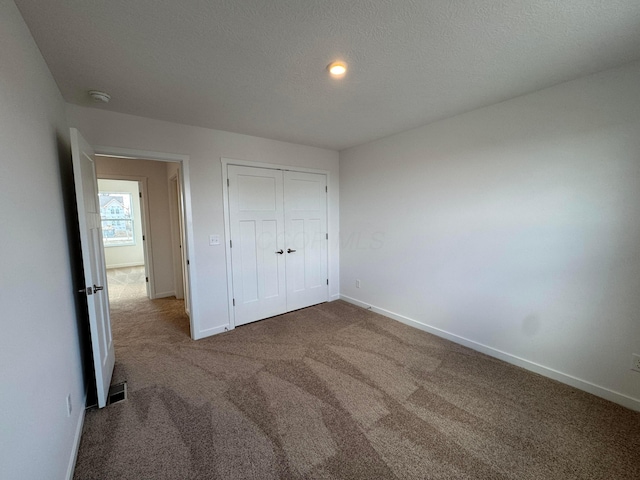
[229,165,286,326]
[288,218,306,292]
[262,219,281,299]
[238,220,259,302]
[306,218,323,288]
[284,171,328,311]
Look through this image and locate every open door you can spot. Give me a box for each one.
[71,128,115,408]
[174,168,190,316]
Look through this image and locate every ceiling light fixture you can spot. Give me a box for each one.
[88,90,111,103]
[327,61,347,77]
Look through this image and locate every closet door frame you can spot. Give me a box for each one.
[221,158,332,330]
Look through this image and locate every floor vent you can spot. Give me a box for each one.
[107,382,128,405]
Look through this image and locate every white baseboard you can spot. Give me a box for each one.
[105,262,144,269]
[340,294,640,412]
[66,394,87,480]
[329,294,341,302]
[154,291,176,299]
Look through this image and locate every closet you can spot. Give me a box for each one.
[227,165,328,326]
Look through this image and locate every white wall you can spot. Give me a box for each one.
[0,1,86,478]
[339,61,640,410]
[98,179,145,269]
[96,157,175,297]
[66,105,340,338]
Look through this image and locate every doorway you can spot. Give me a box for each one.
[98,179,150,304]
[95,156,192,340]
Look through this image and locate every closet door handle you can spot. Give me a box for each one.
[287,248,296,253]
[276,249,284,254]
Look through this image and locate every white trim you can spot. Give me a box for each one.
[154,291,176,299]
[330,294,341,302]
[221,158,332,331]
[221,157,329,175]
[91,146,199,340]
[138,179,155,299]
[104,262,145,269]
[167,174,185,300]
[220,161,235,331]
[94,146,189,163]
[65,394,86,480]
[175,169,190,315]
[340,294,640,412]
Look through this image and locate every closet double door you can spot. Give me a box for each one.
[228,165,328,326]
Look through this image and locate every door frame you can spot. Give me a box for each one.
[168,172,190,308]
[168,173,184,300]
[94,146,199,339]
[97,175,155,299]
[221,158,332,330]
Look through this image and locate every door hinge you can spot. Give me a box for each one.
[145,277,149,283]
[230,239,232,248]
[187,259,190,265]
[325,185,328,193]
[232,298,235,306]
[139,192,142,198]
[327,279,329,285]
[326,233,328,240]
[227,178,230,187]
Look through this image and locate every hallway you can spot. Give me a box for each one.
[106,266,191,391]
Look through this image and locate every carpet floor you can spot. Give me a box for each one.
[73,299,640,479]
[106,266,147,302]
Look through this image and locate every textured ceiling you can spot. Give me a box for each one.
[15,0,640,150]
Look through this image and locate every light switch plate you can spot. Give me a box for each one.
[209,234,220,246]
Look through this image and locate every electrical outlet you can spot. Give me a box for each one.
[66,394,72,417]
[632,354,640,373]
[356,279,361,288]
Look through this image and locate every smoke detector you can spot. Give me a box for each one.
[88,90,111,103]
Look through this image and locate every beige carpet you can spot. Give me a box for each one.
[106,266,147,302]
[73,299,640,479]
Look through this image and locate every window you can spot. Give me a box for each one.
[99,192,135,247]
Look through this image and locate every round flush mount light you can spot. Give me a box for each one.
[327,61,347,77]
[88,90,111,103]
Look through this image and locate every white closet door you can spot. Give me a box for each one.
[284,171,328,311]
[228,165,287,326]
